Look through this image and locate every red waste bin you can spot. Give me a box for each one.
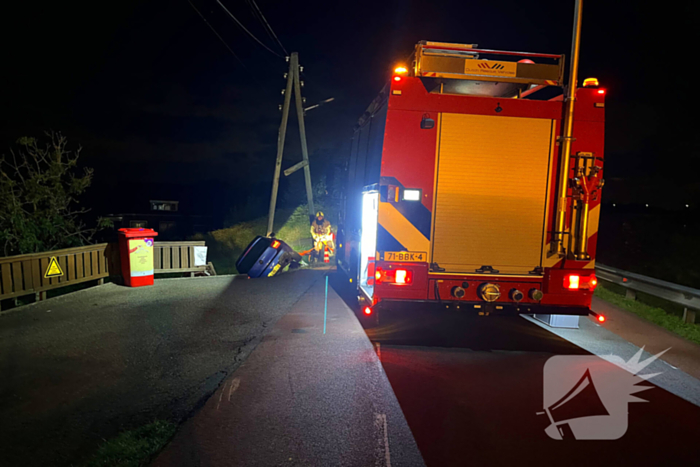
[118,228,158,287]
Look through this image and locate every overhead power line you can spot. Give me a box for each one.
[246,0,276,43]
[187,0,246,68]
[248,0,288,56]
[216,0,283,58]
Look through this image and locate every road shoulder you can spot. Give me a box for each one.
[522,301,700,408]
[153,275,425,467]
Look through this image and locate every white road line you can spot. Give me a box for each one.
[374,413,392,467]
[216,382,228,411]
[228,377,241,401]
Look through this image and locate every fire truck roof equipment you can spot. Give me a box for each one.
[412,40,564,87]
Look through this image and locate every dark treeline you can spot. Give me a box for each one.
[597,204,699,288]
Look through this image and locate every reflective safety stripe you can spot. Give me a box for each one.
[378,202,430,253]
[587,203,600,238]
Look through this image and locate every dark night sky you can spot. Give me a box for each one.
[1,0,698,222]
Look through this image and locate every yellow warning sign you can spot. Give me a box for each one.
[44,256,64,278]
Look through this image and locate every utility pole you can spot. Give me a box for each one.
[267,52,316,236]
[292,54,316,224]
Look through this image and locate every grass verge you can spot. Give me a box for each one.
[85,420,176,467]
[595,284,700,346]
[197,204,334,275]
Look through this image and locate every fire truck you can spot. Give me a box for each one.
[337,39,606,323]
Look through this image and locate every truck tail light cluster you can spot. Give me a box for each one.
[564,273,597,291]
[375,268,413,285]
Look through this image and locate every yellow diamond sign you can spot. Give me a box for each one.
[44,256,64,278]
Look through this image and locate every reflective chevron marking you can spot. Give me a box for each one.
[378,202,430,253]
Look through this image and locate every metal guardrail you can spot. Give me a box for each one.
[1,241,208,308]
[596,263,699,324]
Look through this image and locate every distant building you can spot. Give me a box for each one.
[149,200,179,212]
[103,200,213,240]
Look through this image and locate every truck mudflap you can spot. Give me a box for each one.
[374,299,590,317]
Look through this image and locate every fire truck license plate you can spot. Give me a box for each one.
[383,251,427,262]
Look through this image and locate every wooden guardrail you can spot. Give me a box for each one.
[153,241,207,274]
[1,241,208,307]
[0,243,120,303]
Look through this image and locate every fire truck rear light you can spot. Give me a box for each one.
[597,89,605,94]
[395,269,408,284]
[271,240,281,249]
[564,274,597,290]
[564,274,580,289]
[377,268,412,285]
[598,315,606,323]
[394,66,408,74]
[393,76,402,82]
[363,306,373,315]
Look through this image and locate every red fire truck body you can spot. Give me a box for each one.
[338,42,605,321]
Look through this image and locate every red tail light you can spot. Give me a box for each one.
[564,274,580,289]
[597,315,606,323]
[375,268,413,285]
[564,273,597,290]
[363,306,373,315]
[271,240,281,249]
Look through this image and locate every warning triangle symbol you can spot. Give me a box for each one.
[44,256,64,278]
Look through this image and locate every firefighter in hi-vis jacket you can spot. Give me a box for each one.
[310,211,334,261]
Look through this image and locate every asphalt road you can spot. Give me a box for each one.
[4,269,699,467]
[154,273,424,467]
[0,271,320,467]
[362,309,700,467]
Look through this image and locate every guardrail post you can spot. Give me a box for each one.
[625,289,636,300]
[683,308,696,324]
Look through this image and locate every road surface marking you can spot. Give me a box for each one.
[216,382,228,410]
[228,377,241,401]
[374,413,392,467]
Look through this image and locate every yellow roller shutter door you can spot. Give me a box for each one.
[431,113,553,274]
